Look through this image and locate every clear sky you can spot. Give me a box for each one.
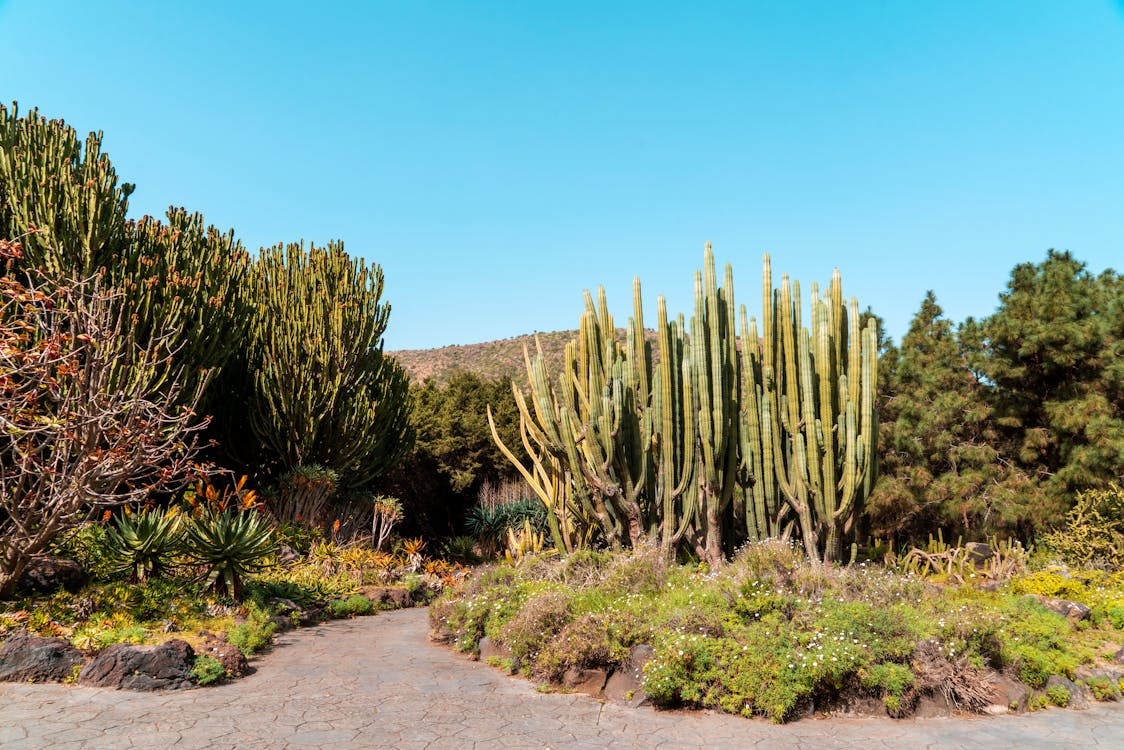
[2,1,1122,350]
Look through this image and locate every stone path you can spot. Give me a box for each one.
[2,607,1123,749]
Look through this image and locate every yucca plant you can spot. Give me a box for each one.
[184,508,278,599]
[103,509,183,582]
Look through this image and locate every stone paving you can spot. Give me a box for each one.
[2,607,1123,749]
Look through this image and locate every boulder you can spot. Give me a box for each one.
[604,644,655,707]
[360,586,412,609]
[197,631,249,677]
[16,557,87,595]
[0,630,85,683]
[79,639,195,691]
[562,667,609,696]
[1029,595,1092,622]
[1046,675,1089,709]
[913,693,952,718]
[988,674,1029,714]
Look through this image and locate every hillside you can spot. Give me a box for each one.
[389,330,577,384]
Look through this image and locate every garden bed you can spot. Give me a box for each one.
[430,542,1124,723]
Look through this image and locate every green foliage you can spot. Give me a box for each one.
[1084,675,1120,701]
[217,241,412,520]
[190,654,226,686]
[329,594,374,618]
[465,499,548,556]
[102,509,183,582]
[0,104,251,410]
[1041,486,1124,569]
[274,521,324,555]
[183,508,278,600]
[434,545,1118,723]
[439,536,481,565]
[870,292,1041,542]
[1046,683,1071,707]
[50,523,115,581]
[961,251,1123,530]
[226,602,278,656]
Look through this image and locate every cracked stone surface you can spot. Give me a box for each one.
[2,607,1123,749]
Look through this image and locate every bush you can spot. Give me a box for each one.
[329,595,374,618]
[227,603,278,656]
[102,509,183,582]
[191,654,226,686]
[183,508,278,599]
[1041,485,1124,570]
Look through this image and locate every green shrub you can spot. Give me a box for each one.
[275,521,323,555]
[499,589,573,662]
[440,536,481,565]
[227,603,278,655]
[1084,676,1120,701]
[50,522,115,581]
[1046,683,1070,707]
[1041,485,1124,570]
[191,654,226,686]
[329,594,374,618]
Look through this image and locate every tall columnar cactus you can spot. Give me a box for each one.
[490,246,877,565]
[752,257,878,563]
[225,241,412,495]
[0,104,133,278]
[0,104,251,408]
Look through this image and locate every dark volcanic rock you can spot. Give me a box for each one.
[361,586,412,609]
[16,557,87,595]
[79,639,195,691]
[0,630,85,683]
[198,632,249,677]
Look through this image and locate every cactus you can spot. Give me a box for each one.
[490,246,877,565]
[752,258,878,563]
[222,241,412,494]
[0,104,251,408]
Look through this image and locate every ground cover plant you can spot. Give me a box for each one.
[0,483,468,687]
[432,539,1124,723]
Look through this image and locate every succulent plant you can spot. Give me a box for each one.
[184,508,278,599]
[103,509,183,582]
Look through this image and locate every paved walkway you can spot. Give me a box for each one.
[2,608,1123,749]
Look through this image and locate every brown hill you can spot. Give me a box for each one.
[389,330,576,384]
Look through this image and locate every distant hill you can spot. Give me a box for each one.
[389,330,576,384]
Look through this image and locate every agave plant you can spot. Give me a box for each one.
[184,508,278,599]
[103,509,183,582]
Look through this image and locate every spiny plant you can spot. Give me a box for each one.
[103,509,183,582]
[491,246,877,564]
[183,508,278,600]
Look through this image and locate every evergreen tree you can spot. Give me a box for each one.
[962,251,1123,520]
[870,293,1043,543]
[374,372,526,537]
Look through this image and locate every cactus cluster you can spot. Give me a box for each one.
[492,245,878,564]
[0,104,251,406]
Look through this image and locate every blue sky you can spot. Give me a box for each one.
[2,1,1122,350]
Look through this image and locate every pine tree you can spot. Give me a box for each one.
[870,292,1045,543]
[963,251,1123,519]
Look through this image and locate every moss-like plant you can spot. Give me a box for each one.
[190,654,226,686]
